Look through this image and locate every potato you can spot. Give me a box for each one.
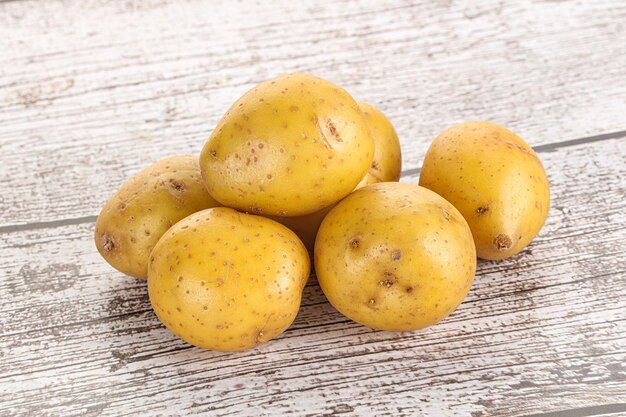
[147,207,310,351]
[270,101,402,250]
[356,102,402,187]
[419,121,550,260]
[314,182,476,331]
[200,73,374,217]
[94,156,220,279]
[269,206,333,251]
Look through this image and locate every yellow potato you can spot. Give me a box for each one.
[270,101,402,250]
[315,182,476,331]
[200,73,374,217]
[148,207,310,351]
[356,102,402,188]
[269,206,333,251]
[94,156,220,279]
[419,121,550,260]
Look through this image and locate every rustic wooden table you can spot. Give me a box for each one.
[1,1,625,416]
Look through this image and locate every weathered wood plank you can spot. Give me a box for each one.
[0,0,625,225]
[1,138,624,416]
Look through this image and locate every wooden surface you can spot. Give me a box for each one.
[1,0,625,416]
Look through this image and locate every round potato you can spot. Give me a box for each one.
[94,156,220,279]
[200,73,374,217]
[419,121,550,260]
[270,101,402,250]
[148,207,310,351]
[315,182,476,331]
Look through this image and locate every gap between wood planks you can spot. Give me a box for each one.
[1,128,624,235]
[519,402,626,417]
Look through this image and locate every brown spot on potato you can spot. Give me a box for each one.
[440,207,452,222]
[326,119,342,142]
[391,250,402,261]
[379,279,394,288]
[169,179,185,192]
[494,234,513,251]
[349,237,360,249]
[476,206,489,215]
[102,235,115,252]
[209,150,217,157]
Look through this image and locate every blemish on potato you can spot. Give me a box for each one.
[349,237,360,249]
[102,235,115,252]
[494,234,513,251]
[476,206,489,215]
[440,207,452,222]
[391,250,402,261]
[379,279,394,288]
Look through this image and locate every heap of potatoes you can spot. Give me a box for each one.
[95,73,550,352]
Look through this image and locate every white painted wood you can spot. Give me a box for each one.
[1,0,625,416]
[1,0,625,225]
[1,139,625,416]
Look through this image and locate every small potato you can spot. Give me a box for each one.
[147,207,310,351]
[419,121,550,260]
[200,73,374,217]
[94,156,220,279]
[271,101,402,250]
[315,182,476,331]
[356,102,402,188]
[270,206,333,251]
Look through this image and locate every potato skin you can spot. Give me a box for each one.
[314,182,476,331]
[419,121,550,260]
[356,102,402,188]
[94,156,220,279]
[200,72,374,217]
[269,206,332,251]
[270,101,402,250]
[147,207,310,352]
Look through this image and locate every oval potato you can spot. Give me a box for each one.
[94,156,220,279]
[200,73,374,217]
[148,207,310,351]
[419,121,550,260]
[315,182,476,331]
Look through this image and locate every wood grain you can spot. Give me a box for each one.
[1,138,625,416]
[1,0,625,226]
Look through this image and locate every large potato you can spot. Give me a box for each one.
[315,182,476,331]
[148,207,310,351]
[271,101,402,250]
[419,121,550,260]
[200,73,374,217]
[94,156,220,279]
